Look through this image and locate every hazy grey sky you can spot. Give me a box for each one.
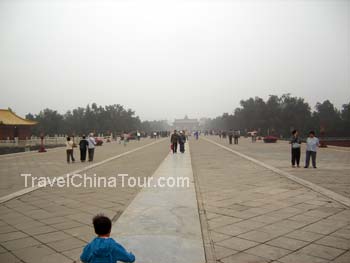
[0,0,349,121]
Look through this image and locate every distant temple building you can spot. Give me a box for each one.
[173,116,199,131]
[0,109,37,140]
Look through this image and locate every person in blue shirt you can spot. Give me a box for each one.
[80,214,135,263]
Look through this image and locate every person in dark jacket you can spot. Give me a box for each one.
[179,131,186,153]
[80,214,135,263]
[290,130,302,168]
[228,129,233,144]
[79,135,89,162]
[170,130,179,153]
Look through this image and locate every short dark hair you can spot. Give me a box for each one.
[93,214,112,235]
[309,131,315,135]
[292,130,297,135]
[67,137,71,141]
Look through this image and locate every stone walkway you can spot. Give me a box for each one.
[190,138,350,263]
[111,144,205,263]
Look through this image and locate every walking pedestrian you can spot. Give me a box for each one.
[304,131,320,168]
[228,129,233,144]
[79,135,89,162]
[170,130,179,153]
[290,130,301,168]
[123,132,129,147]
[87,133,96,162]
[66,137,75,163]
[234,130,240,144]
[179,131,186,153]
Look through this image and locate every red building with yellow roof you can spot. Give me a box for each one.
[0,109,37,140]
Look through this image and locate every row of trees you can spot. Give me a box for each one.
[25,103,170,136]
[204,94,350,138]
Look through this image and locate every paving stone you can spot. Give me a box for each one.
[208,215,242,229]
[286,230,324,242]
[0,252,22,262]
[51,220,83,230]
[209,231,231,243]
[2,237,40,251]
[238,230,279,243]
[22,225,57,235]
[47,237,86,252]
[13,244,56,262]
[301,221,345,235]
[12,220,45,230]
[258,224,294,236]
[331,228,350,240]
[62,247,83,261]
[0,245,6,253]
[0,225,17,234]
[35,231,72,243]
[216,236,259,251]
[245,244,291,260]
[279,251,328,263]
[0,231,28,242]
[332,251,350,263]
[315,235,350,250]
[298,243,345,260]
[221,252,271,263]
[267,236,309,251]
[214,224,251,236]
[213,244,238,260]
[34,252,73,263]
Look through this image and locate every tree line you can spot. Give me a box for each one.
[204,94,350,138]
[25,103,170,136]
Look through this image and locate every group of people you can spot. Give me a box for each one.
[290,130,320,168]
[170,130,187,153]
[66,133,96,163]
[227,129,240,145]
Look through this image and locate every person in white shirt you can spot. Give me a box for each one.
[304,131,320,168]
[87,133,96,162]
[66,137,75,163]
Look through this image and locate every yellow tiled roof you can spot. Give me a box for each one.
[0,109,37,125]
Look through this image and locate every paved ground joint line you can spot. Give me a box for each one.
[202,137,350,208]
[0,138,166,204]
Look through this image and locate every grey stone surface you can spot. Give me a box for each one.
[111,144,205,263]
[190,138,350,263]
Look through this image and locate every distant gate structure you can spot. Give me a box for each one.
[0,109,37,140]
[173,115,199,132]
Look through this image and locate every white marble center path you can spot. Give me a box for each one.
[111,144,205,263]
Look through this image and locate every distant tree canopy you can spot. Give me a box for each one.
[26,103,143,136]
[204,94,350,137]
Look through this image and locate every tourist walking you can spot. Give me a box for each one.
[290,130,301,168]
[136,131,141,141]
[79,135,89,162]
[170,130,179,153]
[304,131,320,168]
[228,129,233,144]
[234,130,240,144]
[87,133,96,162]
[66,136,75,163]
[123,132,129,147]
[179,131,186,153]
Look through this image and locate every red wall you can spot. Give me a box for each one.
[0,125,33,140]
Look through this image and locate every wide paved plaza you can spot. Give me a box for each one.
[0,137,349,263]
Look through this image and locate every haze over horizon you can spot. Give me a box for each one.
[0,0,349,122]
